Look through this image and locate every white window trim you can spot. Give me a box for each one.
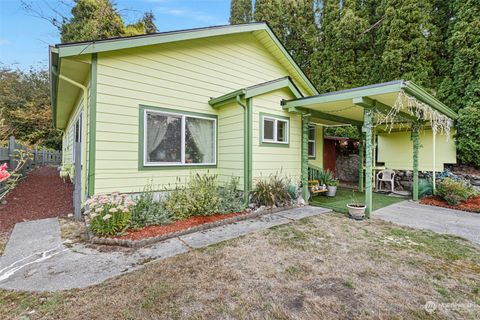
[143,109,217,167]
[261,115,289,144]
[308,124,316,158]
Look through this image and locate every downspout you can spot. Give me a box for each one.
[236,95,251,205]
[52,67,89,201]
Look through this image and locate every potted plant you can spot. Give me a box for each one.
[346,191,366,220]
[326,178,338,197]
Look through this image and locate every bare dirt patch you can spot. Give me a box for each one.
[1,213,479,319]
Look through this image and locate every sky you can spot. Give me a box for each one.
[0,0,231,70]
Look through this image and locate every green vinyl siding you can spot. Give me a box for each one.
[377,129,456,171]
[61,74,91,201]
[217,101,245,190]
[93,33,299,194]
[252,88,302,184]
[308,125,324,168]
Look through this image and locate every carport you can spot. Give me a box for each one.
[282,80,458,217]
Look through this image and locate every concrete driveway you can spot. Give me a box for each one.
[373,201,480,245]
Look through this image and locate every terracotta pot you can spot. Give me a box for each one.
[346,204,366,220]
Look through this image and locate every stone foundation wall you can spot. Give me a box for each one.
[335,154,359,182]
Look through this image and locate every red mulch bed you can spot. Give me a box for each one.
[114,212,246,241]
[0,166,73,234]
[420,195,480,213]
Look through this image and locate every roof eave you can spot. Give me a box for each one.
[402,81,458,120]
[56,23,268,58]
[209,77,304,108]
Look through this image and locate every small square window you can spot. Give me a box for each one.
[262,115,289,145]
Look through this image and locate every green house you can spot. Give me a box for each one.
[49,22,457,215]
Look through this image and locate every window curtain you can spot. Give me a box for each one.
[187,118,214,163]
[147,115,168,161]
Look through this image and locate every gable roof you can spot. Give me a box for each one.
[209,76,303,108]
[50,22,319,101]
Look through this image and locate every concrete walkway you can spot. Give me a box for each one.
[373,201,480,244]
[0,206,330,292]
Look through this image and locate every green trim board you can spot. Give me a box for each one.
[209,77,303,109]
[287,107,364,126]
[282,80,457,120]
[137,105,218,171]
[353,96,417,121]
[87,53,97,196]
[258,112,290,148]
[247,97,253,194]
[402,81,457,120]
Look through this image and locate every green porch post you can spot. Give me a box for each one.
[363,109,374,217]
[357,126,364,192]
[411,122,421,201]
[302,114,310,202]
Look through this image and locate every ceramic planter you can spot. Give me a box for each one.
[326,185,337,197]
[346,204,366,220]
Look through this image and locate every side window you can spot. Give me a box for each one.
[143,109,217,166]
[261,115,289,144]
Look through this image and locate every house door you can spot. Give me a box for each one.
[73,112,83,220]
[323,139,336,175]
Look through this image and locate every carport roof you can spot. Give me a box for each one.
[281,80,457,125]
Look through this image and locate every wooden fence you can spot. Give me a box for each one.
[0,136,62,195]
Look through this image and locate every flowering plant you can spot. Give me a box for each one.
[0,163,10,182]
[85,193,135,236]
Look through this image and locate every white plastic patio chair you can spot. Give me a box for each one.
[377,169,395,192]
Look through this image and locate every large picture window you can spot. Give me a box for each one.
[308,124,316,158]
[261,114,289,144]
[144,109,216,166]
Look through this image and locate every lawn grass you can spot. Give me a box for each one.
[310,187,405,213]
[1,213,479,319]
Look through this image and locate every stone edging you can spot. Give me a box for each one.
[85,205,299,248]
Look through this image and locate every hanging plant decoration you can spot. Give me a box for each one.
[377,90,452,137]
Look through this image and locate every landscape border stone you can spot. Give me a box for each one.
[85,205,300,248]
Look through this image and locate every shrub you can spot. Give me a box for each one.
[218,176,245,213]
[164,173,221,220]
[456,105,480,167]
[251,174,291,207]
[85,193,134,236]
[317,169,335,186]
[130,184,170,228]
[418,178,433,198]
[436,178,478,205]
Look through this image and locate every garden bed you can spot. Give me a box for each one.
[86,205,297,248]
[420,195,480,213]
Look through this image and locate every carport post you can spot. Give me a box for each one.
[302,113,310,202]
[357,126,364,192]
[411,123,421,201]
[363,109,374,217]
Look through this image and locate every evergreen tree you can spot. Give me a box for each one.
[438,0,480,111]
[311,0,369,92]
[254,0,288,43]
[61,0,157,43]
[229,0,253,24]
[375,0,437,88]
[283,0,320,76]
[142,11,158,34]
